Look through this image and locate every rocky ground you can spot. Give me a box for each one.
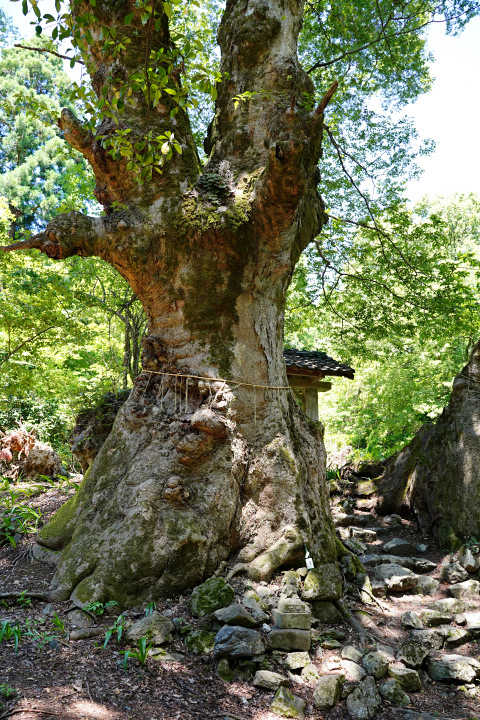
[0,475,479,720]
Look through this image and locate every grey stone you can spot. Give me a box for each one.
[414,576,439,595]
[439,559,469,584]
[418,609,451,627]
[32,543,60,566]
[312,674,344,710]
[184,630,216,655]
[350,527,377,542]
[191,578,235,617]
[267,628,311,652]
[284,651,311,670]
[383,514,403,527]
[217,657,233,682]
[464,611,480,637]
[68,609,94,628]
[459,546,480,573]
[270,687,306,719]
[439,625,471,649]
[448,579,480,600]
[342,645,364,663]
[428,598,464,615]
[370,563,418,592]
[382,538,417,557]
[272,609,311,630]
[378,678,411,706]
[214,626,265,659]
[346,676,382,719]
[214,603,257,628]
[362,651,389,679]
[426,653,480,682]
[124,612,174,645]
[344,538,367,555]
[312,601,343,624]
[341,660,367,681]
[415,543,428,553]
[410,628,444,651]
[388,666,422,692]
[301,564,342,601]
[253,670,289,691]
[149,648,185,664]
[453,612,466,625]
[401,611,424,630]
[301,663,320,682]
[359,554,435,573]
[334,513,377,528]
[243,590,269,623]
[397,640,429,668]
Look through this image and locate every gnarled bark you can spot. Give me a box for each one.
[2,0,339,606]
[377,339,480,548]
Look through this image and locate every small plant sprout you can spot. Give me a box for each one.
[103,614,127,649]
[0,684,17,699]
[145,602,156,616]
[51,612,66,636]
[17,590,32,608]
[120,637,153,670]
[83,600,119,616]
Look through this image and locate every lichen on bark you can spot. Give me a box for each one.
[4,0,339,605]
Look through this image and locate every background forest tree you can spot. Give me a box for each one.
[0,1,479,604]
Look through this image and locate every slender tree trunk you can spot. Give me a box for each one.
[3,0,338,605]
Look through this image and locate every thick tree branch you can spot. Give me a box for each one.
[58,109,94,153]
[315,81,338,115]
[0,212,102,260]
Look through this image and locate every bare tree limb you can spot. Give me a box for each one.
[14,43,84,65]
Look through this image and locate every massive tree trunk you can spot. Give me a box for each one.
[4,0,338,605]
[377,339,480,548]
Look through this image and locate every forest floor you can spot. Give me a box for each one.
[0,475,479,720]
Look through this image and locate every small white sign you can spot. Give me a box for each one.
[305,548,314,570]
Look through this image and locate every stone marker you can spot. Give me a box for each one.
[267,628,311,652]
[272,608,311,630]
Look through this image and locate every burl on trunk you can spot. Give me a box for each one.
[3,0,339,605]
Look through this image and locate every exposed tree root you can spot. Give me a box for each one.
[0,591,49,601]
[334,598,375,644]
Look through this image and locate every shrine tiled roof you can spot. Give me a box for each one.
[284,348,355,380]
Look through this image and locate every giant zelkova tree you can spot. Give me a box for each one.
[2,0,478,605]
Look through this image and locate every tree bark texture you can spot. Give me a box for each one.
[377,339,480,548]
[5,0,339,605]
